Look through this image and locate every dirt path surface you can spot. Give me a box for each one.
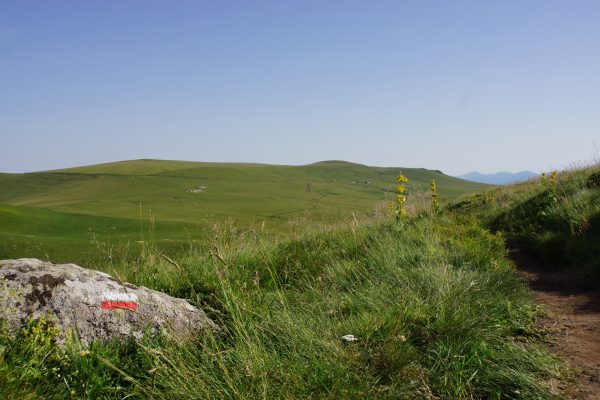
[510,248,600,399]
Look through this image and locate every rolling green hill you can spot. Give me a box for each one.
[0,159,486,263]
[1,164,570,400]
[8,162,599,399]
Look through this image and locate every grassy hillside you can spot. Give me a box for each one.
[450,164,600,276]
[6,162,598,399]
[0,159,486,263]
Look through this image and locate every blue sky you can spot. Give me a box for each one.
[1,1,599,175]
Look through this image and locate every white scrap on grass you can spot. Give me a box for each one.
[341,334,358,342]
[187,185,207,193]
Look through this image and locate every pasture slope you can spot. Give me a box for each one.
[0,159,485,264]
[2,161,599,398]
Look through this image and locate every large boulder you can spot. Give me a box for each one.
[0,258,218,344]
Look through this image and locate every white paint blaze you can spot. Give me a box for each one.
[101,291,138,302]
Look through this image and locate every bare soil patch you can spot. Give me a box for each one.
[510,248,600,399]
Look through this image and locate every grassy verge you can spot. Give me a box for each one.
[449,163,600,275]
[1,209,561,399]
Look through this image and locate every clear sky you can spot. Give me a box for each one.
[1,1,599,175]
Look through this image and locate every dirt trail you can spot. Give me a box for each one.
[510,248,600,399]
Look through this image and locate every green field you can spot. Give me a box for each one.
[0,159,486,264]
[3,161,600,399]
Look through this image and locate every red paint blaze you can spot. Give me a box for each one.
[101,301,138,311]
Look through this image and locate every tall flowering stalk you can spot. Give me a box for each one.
[430,179,440,213]
[396,174,408,220]
[549,170,558,201]
[549,171,558,192]
[539,172,547,188]
[386,202,395,218]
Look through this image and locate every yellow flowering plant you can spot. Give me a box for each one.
[386,202,395,218]
[396,174,408,220]
[549,171,558,201]
[431,179,440,213]
[539,172,547,188]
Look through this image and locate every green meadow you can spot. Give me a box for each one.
[2,159,600,398]
[0,159,485,264]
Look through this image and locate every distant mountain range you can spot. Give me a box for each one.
[457,171,539,185]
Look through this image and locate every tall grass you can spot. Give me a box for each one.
[450,163,600,275]
[1,208,562,399]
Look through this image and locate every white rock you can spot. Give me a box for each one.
[0,258,219,345]
[341,334,358,342]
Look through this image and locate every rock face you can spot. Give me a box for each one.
[0,258,218,344]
